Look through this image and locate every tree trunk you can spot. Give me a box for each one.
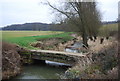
[100,37,104,44]
[82,33,88,47]
[106,36,109,40]
[93,36,97,42]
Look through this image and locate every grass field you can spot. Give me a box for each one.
[1,23,118,49]
[2,31,63,38]
[102,23,118,30]
[99,23,118,36]
[1,31,73,49]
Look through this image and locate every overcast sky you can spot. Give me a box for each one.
[0,0,119,27]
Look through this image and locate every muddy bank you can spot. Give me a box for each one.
[31,37,66,50]
[2,42,28,80]
[62,38,118,79]
[31,37,85,52]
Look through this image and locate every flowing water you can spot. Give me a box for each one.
[65,41,83,53]
[10,61,69,80]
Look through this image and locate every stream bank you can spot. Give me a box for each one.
[2,42,22,80]
[62,37,118,79]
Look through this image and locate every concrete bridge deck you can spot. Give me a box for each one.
[21,50,88,65]
[31,50,86,57]
[32,50,87,64]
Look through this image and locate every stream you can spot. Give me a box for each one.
[13,61,68,79]
[10,42,82,80]
[9,60,71,80]
[65,41,83,53]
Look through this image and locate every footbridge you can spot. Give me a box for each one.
[21,50,88,65]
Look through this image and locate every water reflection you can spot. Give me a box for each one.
[46,60,71,67]
[14,64,66,79]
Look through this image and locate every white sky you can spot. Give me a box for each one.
[0,0,119,27]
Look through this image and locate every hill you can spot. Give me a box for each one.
[1,23,63,31]
[1,21,118,31]
[1,23,51,31]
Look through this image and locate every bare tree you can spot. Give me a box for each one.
[46,0,101,47]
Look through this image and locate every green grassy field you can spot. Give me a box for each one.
[1,23,118,49]
[2,31,63,38]
[99,23,118,36]
[1,31,73,49]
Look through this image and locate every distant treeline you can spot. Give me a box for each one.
[102,21,118,25]
[1,23,65,31]
[1,21,118,31]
